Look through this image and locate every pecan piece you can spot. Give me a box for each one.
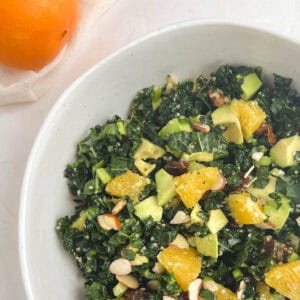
[124,288,146,300]
[254,123,277,145]
[178,292,189,300]
[164,160,189,176]
[263,235,275,256]
[208,89,229,107]
[192,123,210,133]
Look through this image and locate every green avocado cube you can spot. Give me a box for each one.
[206,209,228,234]
[158,117,192,138]
[240,73,262,100]
[134,196,163,222]
[155,169,176,206]
[195,233,218,258]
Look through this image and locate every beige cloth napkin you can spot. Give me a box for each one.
[0,0,117,106]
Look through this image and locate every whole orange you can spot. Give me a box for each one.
[0,0,78,70]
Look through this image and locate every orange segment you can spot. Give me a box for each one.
[265,260,300,300]
[230,99,266,141]
[227,192,266,225]
[105,170,150,202]
[174,167,222,208]
[203,280,237,300]
[157,246,201,291]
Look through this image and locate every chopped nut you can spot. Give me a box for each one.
[208,89,229,107]
[263,235,275,256]
[164,160,189,176]
[112,199,127,215]
[124,288,146,300]
[254,123,277,144]
[192,123,211,133]
[263,236,294,262]
[169,234,189,249]
[116,274,139,289]
[170,211,190,224]
[211,175,226,191]
[97,214,121,231]
[109,258,132,275]
[251,151,264,161]
[188,278,202,300]
[165,74,178,94]
[237,280,246,300]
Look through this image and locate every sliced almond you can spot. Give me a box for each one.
[170,234,189,249]
[188,278,202,300]
[203,280,218,292]
[243,165,255,179]
[97,215,112,231]
[103,214,121,230]
[192,123,211,133]
[237,280,246,300]
[170,211,190,224]
[116,274,139,289]
[152,262,165,274]
[256,221,276,230]
[112,199,127,215]
[109,258,132,275]
[211,176,226,191]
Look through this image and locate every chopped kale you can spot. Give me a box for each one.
[57,65,299,300]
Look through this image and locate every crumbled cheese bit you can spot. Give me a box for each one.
[244,165,255,179]
[251,151,264,161]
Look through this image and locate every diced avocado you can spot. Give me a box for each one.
[240,73,262,100]
[181,152,214,162]
[195,233,218,258]
[232,268,243,280]
[206,209,228,233]
[270,135,300,168]
[158,117,192,138]
[134,159,156,176]
[92,159,104,173]
[152,86,162,111]
[248,176,277,203]
[83,178,101,195]
[188,161,205,171]
[255,156,272,166]
[134,196,163,222]
[288,252,299,262]
[117,120,127,135]
[155,169,176,206]
[211,105,243,144]
[113,282,128,297]
[263,196,290,230]
[190,204,205,225]
[131,254,149,266]
[134,138,166,160]
[96,168,112,184]
[71,211,87,231]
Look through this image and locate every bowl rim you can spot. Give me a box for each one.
[18,19,300,300]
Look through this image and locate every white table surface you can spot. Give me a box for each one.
[1,0,300,299]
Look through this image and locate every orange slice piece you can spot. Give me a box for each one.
[265,260,300,300]
[157,246,201,291]
[227,192,266,225]
[174,167,222,208]
[105,170,150,202]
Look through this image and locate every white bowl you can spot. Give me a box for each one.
[19,20,300,300]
